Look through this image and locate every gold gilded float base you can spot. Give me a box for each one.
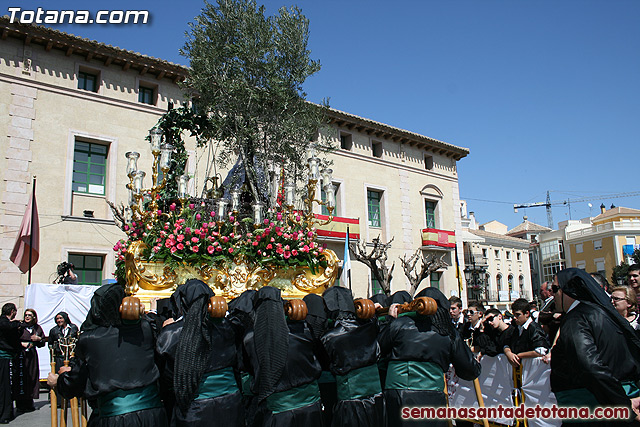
[125,241,338,305]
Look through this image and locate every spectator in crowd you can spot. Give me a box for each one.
[551,268,640,425]
[504,299,550,367]
[590,272,611,295]
[610,286,640,330]
[462,301,485,345]
[448,296,465,333]
[482,308,517,358]
[13,309,45,413]
[0,303,24,424]
[627,264,640,307]
[538,282,560,339]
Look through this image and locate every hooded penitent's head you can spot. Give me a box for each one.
[81,283,125,331]
[556,268,640,357]
[172,279,215,413]
[370,293,390,308]
[303,293,328,339]
[323,286,356,321]
[389,290,412,306]
[170,279,214,318]
[415,287,456,338]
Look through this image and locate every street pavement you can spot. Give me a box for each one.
[8,394,90,427]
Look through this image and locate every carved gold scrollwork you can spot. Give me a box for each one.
[125,240,339,301]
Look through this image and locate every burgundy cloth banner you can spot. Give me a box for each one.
[10,190,40,274]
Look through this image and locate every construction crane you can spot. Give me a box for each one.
[514,190,640,229]
[513,191,554,229]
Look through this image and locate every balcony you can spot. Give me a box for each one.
[315,215,360,241]
[421,228,455,249]
[485,290,531,303]
[467,287,487,302]
[566,220,640,239]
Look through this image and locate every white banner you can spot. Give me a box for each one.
[521,358,561,427]
[24,283,97,379]
[449,354,515,425]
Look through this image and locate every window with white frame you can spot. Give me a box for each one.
[593,239,602,250]
[495,249,500,259]
[575,243,583,254]
[506,251,511,260]
[576,261,586,270]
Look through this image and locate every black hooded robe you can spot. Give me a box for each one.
[156,280,244,427]
[321,287,386,427]
[57,284,167,427]
[243,287,324,427]
[551,268,640,426]
[156,316,243,427]
[378,288,481,427]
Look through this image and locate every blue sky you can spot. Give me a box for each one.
[8,0,640,229]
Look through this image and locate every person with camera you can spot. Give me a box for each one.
[57,262,78,285]
[0,303,26,423]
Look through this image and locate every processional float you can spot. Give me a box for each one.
[109,127,490,426]
[117,128,339,304]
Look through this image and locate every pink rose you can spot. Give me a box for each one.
[252,241,259,246]
[196,213,201,221]
[277,212,282,221]
[207,245,215,254]
[170,203,176,211]
[177,234,185,242]
[189,203,195,209]
[192,246,199,253]
[228,248,234,254]
[191,237,199,243]
[170,247,177,254]
[291,249,298,256]
[177,243,184,250]
[266,244,273,250]
[283,251,291,259]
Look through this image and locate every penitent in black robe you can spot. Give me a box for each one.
[321,318,386,427]
[244,320,324,427]
[155,317,243,427]
[551,302,640,426]
[378,314,481,427]
[57,318,167,427]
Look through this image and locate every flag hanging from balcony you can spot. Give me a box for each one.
[10,179,40,275]
[340,226,352,288]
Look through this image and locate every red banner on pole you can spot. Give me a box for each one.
[10,185,40,275]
